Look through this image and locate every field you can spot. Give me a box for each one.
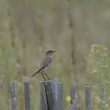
[0,0,110,110]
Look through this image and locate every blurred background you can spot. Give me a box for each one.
[0,0,110,110]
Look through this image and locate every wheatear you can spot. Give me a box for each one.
[30,49,56,80]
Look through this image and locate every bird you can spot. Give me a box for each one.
[30,49,56,80]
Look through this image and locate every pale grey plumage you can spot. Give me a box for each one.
[30,49,56,78]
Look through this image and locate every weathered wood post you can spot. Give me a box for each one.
[10,81,16,110]
[40,78,63,110]
[98,86,105,110]
[85,86,91,110]
[70,85,76,110]
[24,81,31,110]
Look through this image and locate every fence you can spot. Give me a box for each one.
[10,78,105,110]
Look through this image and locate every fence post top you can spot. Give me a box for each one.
[40,78,61,83]
[10,80,16,83]
[24,80,29,83]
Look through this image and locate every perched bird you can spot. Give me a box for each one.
[30,49,56,80]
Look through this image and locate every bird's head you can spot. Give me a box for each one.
[45,49,56,56]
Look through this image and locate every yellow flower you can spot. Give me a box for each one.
[66,95,71,102]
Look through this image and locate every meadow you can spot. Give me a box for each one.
[0,0,110,110]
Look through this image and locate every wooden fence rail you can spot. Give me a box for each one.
[10,78,105,110]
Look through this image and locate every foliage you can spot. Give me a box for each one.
[88,44,110,83]
[87,44,110,110]
[0,0,110,109]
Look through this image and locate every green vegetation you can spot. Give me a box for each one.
[0,0,110,110]
[87,44,110,110]
[88,44,110,83]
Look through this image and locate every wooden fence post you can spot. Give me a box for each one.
[40,78,63,110]
[10,81,16,110]
[98,86,105,110]
[24,81,31,110]
[70,85,76,110]
[85,86,91,110]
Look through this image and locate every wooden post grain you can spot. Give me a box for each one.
[85,86,91,110]
[98,86,105,110]
[10,81,16,110]
[40,78,63,110]
[70,85,76,110]
[24,81,31,110]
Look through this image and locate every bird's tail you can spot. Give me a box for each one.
[30,72,39,78]
[30,66,44,78]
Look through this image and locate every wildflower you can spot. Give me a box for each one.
[66,95,70,102]
[95,96,101,104]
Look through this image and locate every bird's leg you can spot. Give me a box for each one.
[44,73,50,80]
[41,72,46,80]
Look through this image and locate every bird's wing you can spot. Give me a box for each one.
[31,56,52,78]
